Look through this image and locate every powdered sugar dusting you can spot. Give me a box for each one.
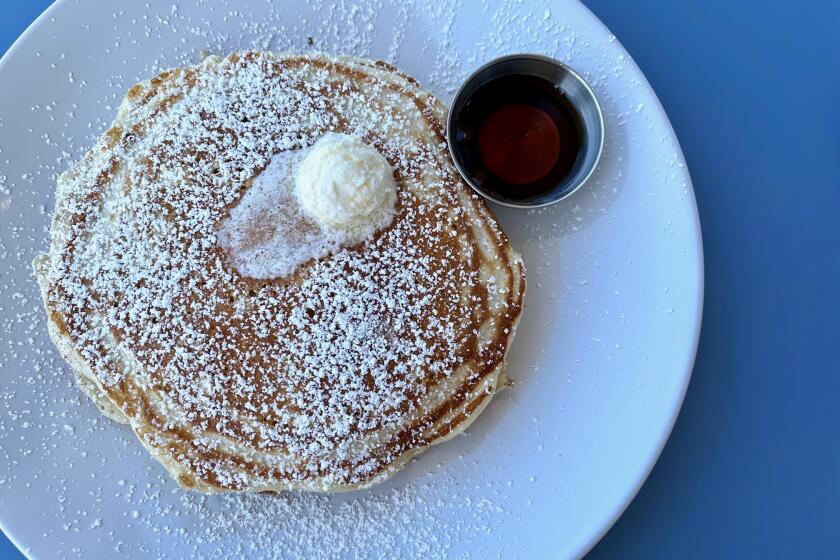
[37,48,524,494]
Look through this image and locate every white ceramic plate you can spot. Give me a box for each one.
[0,1,702,558]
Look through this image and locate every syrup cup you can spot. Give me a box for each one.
[447,54,605,208]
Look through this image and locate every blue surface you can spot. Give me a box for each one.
[2,1,839,558]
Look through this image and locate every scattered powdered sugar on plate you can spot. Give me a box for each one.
[0,0,698,558]
[124,469,510,559]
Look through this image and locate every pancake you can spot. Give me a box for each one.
[34,51,525,493]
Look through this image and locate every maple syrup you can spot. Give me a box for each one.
[449,74,584,201]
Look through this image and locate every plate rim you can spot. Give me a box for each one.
[569,3,704,557]
[0,3,75,556]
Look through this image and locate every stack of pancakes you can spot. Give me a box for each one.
[35,51,525,492]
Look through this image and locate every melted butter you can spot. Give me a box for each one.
[217,143,396,280]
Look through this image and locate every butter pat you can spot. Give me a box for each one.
[295,132,396,234]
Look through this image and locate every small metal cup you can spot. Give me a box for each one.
[447,54,605,208]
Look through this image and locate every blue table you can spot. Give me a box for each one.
[2,1,838,558]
